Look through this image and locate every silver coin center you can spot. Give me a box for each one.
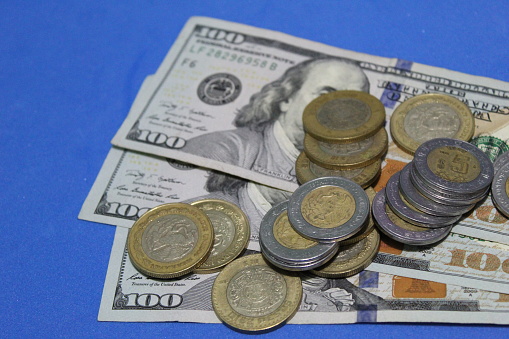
[403,103,460,142]
[316,98,371,130]
[227,266,287,317]
[141,214,198,262]
[204,210,235,259]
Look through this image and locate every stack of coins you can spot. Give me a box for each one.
[259,200,340,271]
[297,90,388,188]
[491,151,509,218]
[390,93,475,155]
[373,138,494,245]
[260,176,379,275]
[127,199,250,279]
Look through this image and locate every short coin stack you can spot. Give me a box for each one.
[297,90,388,188]
[491,151,509,218]
[127,199,250,278]
[373,138,494,245]
[260,176,380,276]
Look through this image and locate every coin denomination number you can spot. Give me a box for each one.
[450,154,470,175]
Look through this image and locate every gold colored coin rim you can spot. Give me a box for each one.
[304,128,388,169]
[211,254,302,332]
[191,199,250,273]
[311,228,380,278]
[390,93,475,154]
[127,203,214,279]
[295,151,381,188]
[303,90,386,143]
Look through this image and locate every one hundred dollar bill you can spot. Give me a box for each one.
[99,226,509,324]
[111,16,509,192]
[368,232,509,294]
[79,147,288,251]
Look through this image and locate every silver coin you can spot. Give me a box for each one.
[288,177,370,243]
[372,189,453,246]
[413,138,494,195]
[399,164,474,216]
[385,171,462,227]
[410,164,488,206]
[260,242,325,267]
[412,163,489,200]
[491,162,509,218]
[494,151,509,175]
[259,222,338,269]
[261,241,340,271]
[412,163,486,198]
[259,200,339,264]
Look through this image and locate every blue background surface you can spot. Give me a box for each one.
[1,1,509,337]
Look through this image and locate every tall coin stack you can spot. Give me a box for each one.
[373,138,494,246]
[297,90,388,188]
[259,176,380,277]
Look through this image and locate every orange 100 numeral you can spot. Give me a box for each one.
[446,249,509,273]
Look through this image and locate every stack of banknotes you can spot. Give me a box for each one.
[79,16,509,325]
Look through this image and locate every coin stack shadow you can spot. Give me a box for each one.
[297,90,388,188]
[259,177,380,278]
[372,138,494,246]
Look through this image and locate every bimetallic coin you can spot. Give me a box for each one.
[385,171,462,227]
[211,254,302,332]
[413,161,488,199]
[312,228,380,278]
[191,199,250,274]
[303,90,386,143]
[372,189,453,246]
[260,201,338,266]
[399,164,474,216]
[296,151,381,188]
[409,165,487,206]
[494,150,509,175]
[390,93,475,154]
[127,203,214,279]
[261,241,340,271]
[413,138,494,195]
[288,177,370,243]
[303,128,388,169]
[491,162,509,218]
[338,187,376,246]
